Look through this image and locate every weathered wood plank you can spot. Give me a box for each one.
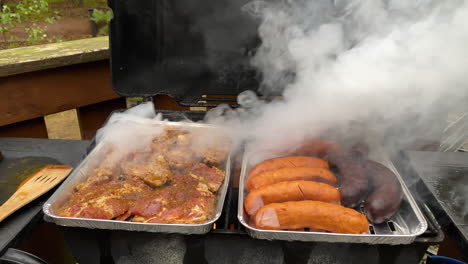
[0,37,109,77]
[78,98,127,140]
[0,60,120,126]
[0,118,48,138]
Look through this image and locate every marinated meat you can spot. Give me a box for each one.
[164,148,194,169]
[75,167,114,192]
[189,163,226,192]
[75,149,122,192]
[190,129,230,165]
[150,128,189,153]
[131,174,215,224]
[121,153,172,187]
[58,178,152,219]
[194,146,229,165]
[58,126,228,225]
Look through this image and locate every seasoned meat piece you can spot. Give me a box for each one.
[190,130,230,164]
[189,163,225,192]
[121,153,172,187]
[74,198,129,219]
[172,172,199,185]
[150,128,190,154]
[75,167,115,192]
[136,187,215,224]
[130,172,215,224]
[58,178,152,219]
[193,147,229,165]
[126,191,168,220]
[150,130,173,153]
[175,133,192,147]
[145,195,215,224]
[164,148,194,169]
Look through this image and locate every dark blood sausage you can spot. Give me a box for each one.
[294,140,368,208]
[350,142,370,163]
[363,160,402,224]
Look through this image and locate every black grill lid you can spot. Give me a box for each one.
[108,0,261,106]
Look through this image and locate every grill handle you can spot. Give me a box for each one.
[0,248,47,264]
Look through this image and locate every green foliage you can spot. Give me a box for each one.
[91,9,112,35]
[16,0,49,21]
[45,17,55,24]
[83,0,108,9]
[24,23,47,44]
[48,36,62,43]
[7,35,20,48]
[0,5,20,41]
[0,0,57,47]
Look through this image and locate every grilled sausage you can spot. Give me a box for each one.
[293,140,343,157]
[244,181,341,216]
[247,156,329,180]
[363,160,402,224]
[295,140,368,208]
[255,200,369,234]
[329,152,368,207]
[350,142,370,163]
[246,167,337,191]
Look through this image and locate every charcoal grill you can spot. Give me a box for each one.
[56,0,445,263]
[57,110,444,264]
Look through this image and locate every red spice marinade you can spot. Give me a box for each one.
[58,127,228,224]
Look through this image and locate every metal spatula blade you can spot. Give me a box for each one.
[0,165,73,222]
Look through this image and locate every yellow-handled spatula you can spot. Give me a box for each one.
[0,165,72,222]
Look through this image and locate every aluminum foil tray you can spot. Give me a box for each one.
[238,146,427,244]
[43,121,231,234]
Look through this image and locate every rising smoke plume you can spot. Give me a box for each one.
[206,0,468,157]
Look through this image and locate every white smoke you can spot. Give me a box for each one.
[206,0,468,156]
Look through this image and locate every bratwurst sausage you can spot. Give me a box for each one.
[247,156,329,180]
[244,181,341,216]
[363,160,402,224]
[294,140,368,208]
[255,200,369,234]
[246,167,337,191]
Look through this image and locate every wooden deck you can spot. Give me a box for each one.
[0,37,193,140]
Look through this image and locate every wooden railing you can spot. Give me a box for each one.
[0,37,192,140]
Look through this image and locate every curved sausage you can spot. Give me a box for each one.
[244,181,341,216]
[255,200,369,234]
[294,140,368,208]
[298,140,343,155]
[363,160,402,224]
[350,142,370,163]
[246,167,337,191]
[247,156,329,180]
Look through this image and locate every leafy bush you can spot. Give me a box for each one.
[16,0,49,21]
[0,5,21,41]
[24,23,47,44]
[0,0,55,46]
[91,9,112,35]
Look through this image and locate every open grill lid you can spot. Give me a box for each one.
[108,0,261,106]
